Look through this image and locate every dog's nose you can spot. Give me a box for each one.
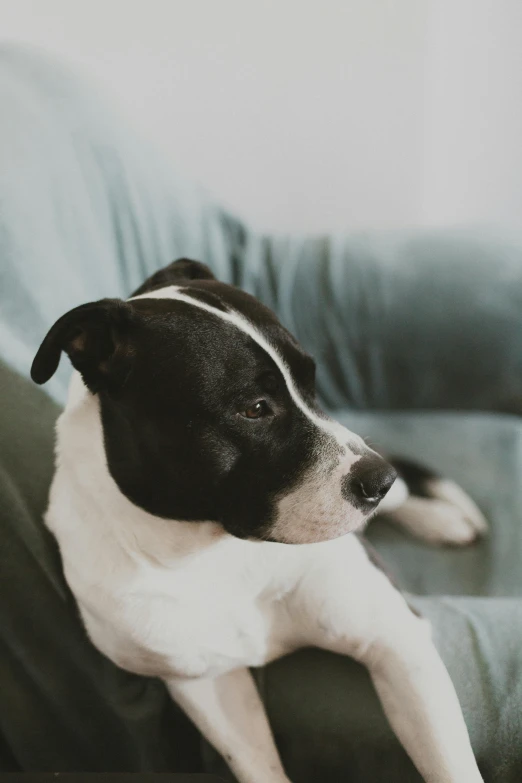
[342,456,397,506]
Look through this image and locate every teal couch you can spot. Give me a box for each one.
[1,44,522,782]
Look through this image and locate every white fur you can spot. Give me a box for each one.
[426,478,488,535]
[387,479,489,546]
[386,497,483,546]
[168,671,292,782]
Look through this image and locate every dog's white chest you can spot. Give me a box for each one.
[133,576,274,677]
[54,502,294,680]
[83,590,273,680]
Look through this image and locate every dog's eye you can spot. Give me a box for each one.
[241,400,270,419]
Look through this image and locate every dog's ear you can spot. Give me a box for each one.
[132,258,215,297]
[31,298,137,393]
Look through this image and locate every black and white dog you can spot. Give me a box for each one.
[32,259,486,783]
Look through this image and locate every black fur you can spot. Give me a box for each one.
[30,298,138,393]
[131,258,215,297]
[388,457,439,499]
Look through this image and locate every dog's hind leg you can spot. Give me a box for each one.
[167,668,291,783]
[377,458,488,546]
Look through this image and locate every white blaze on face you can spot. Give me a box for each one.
[130,285,382,542]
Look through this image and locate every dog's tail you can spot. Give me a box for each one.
[376,458,488,546]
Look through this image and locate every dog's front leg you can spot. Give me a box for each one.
[167,667,291,783]
[295,543,483,783]
[361,621,483,783]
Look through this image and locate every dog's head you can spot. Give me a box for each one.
[32,259,396,543]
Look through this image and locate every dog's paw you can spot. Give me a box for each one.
[424,478,488,537]
[385,495,488,547]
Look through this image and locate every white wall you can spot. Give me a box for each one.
[1,1,521,232]
[422,0,522,227]
[0,0,427,231]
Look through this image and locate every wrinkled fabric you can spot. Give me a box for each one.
[1,43,522,782]
[242,230,522,414]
